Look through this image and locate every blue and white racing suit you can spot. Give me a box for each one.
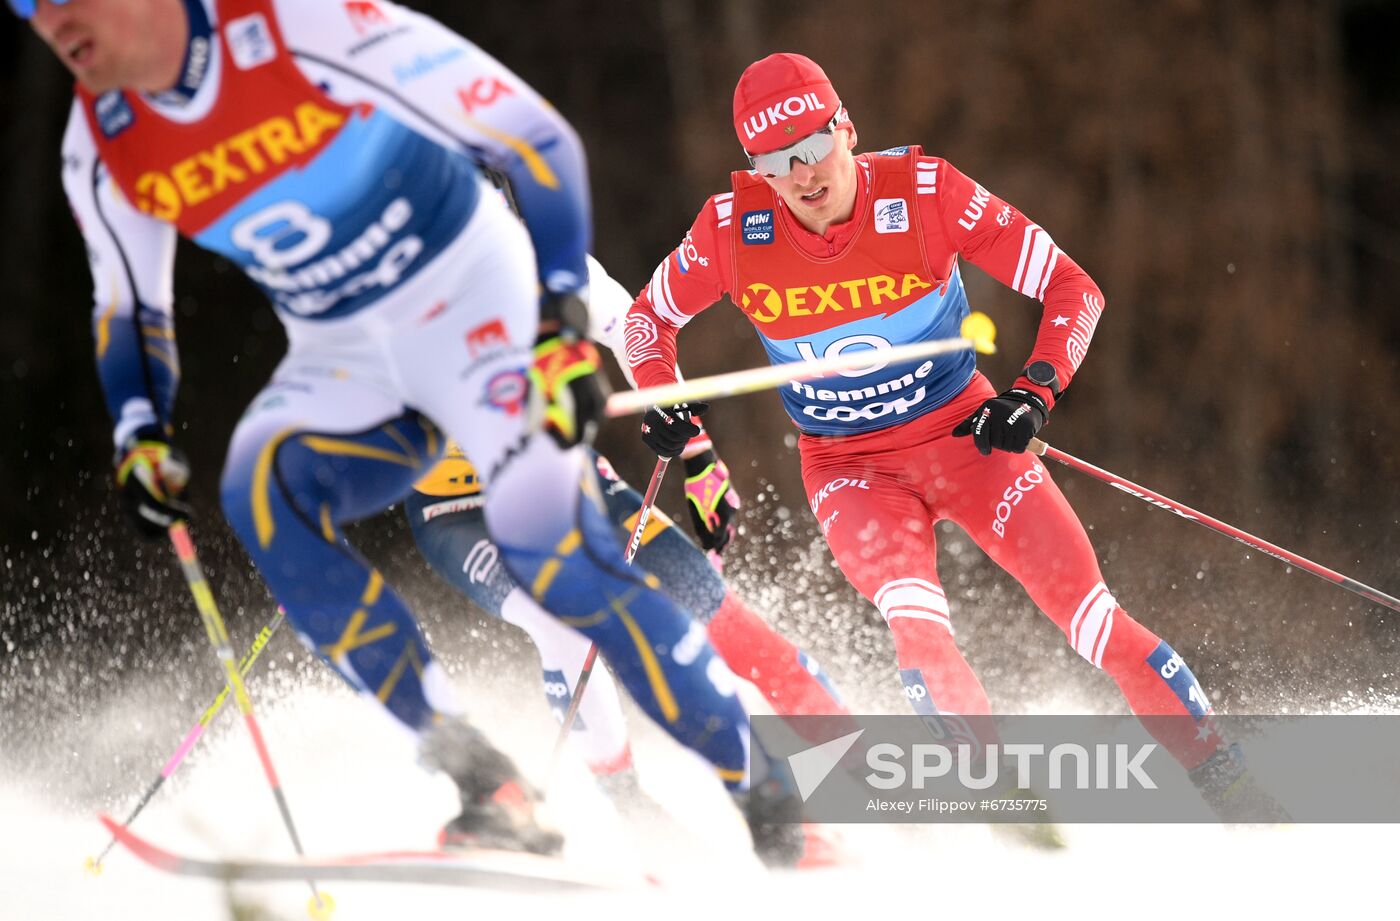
[61,0,754,788]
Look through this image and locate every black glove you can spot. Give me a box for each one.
[951,388,1049,455]
[683,449,740,554]
[114,426,191,538]
[640,401,708,459]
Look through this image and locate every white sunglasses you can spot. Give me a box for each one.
[747,114,842,178]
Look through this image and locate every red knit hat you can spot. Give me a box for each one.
[733,53,847,155]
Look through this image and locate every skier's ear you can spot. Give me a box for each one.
[844,125,858,150]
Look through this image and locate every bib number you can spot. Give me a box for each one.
[230,201,332,270]
[795,334,891,378]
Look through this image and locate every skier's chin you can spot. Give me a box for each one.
[70,59,122,95]
[74,73,121,94]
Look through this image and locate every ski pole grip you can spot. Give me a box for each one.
[1028,437,1049,456]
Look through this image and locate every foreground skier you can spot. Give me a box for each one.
[625,52,1271,813]
[407,256,847,812]
[27,0,809,862]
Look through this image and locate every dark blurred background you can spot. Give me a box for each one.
[3,0,1399,726]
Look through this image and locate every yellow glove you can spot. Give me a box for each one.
[529,335,607,448]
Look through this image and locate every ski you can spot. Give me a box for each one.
[98,814,634,893]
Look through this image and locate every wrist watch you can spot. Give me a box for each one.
[1022,360,1062,399]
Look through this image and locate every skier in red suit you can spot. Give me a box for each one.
[625,52,1269,811]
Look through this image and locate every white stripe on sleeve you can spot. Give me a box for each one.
[646,255,692,328]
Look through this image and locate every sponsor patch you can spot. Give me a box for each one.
[874,197,909,234]
[226,13,276,70]
[348,25,411,57]
[419,496,484,521]
[465,317,510,357]
[738,273,933,325]
[482,369,527,416]
[741,209,775,245]
[344,0,389,34]
[457,77,514,114]
[462,537,497,583]
[675,232,708,273]
[957,184,993,231]
[94,92,135,139]
[594,454,620,481]
[991,462,1045,538]
[392,46,467,84]
[809,476,871,515]
[879,146,910,156]
[130,102,347,224]
[542,669,586,729]
[740,92,827,142]
[1146,640,1212,720]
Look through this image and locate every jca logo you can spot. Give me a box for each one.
[874,197,908,234]
[741,210,774,245]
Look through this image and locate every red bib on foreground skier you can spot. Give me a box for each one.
[76,0,356,237]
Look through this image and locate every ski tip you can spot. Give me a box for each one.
[306,890,337,920]
[98,814,127,840]
[83,855,103,877]
[97,813,178,872]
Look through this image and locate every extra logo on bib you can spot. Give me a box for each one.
[742,209,775,245]
[874,198,909,234]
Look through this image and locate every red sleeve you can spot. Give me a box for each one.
[920,155,1105,409]
[624,193,734,390]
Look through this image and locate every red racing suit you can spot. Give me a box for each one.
[626,147,1221,769]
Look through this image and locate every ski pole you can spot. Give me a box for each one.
[547,458,671,781]
[85,609,285,876]
[1029,438,1400,614]
[166,522,335,920]
[545,644,600,784]
[605,319,997,418]
[624,458,671,566]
